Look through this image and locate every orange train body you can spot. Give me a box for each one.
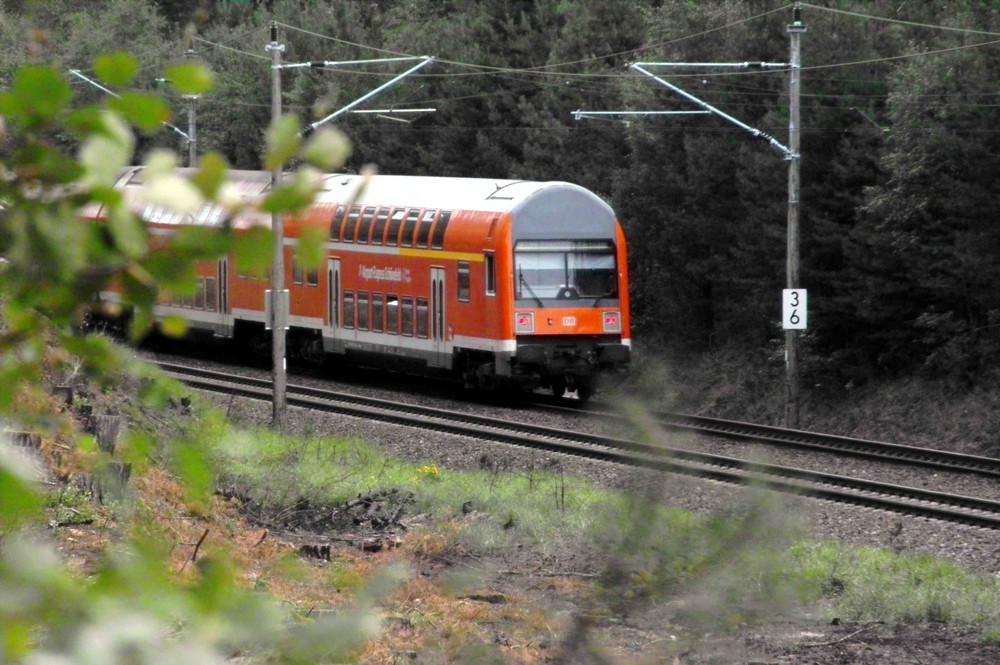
[92,167,630,397]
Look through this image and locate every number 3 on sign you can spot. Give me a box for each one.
[783,289,808,330]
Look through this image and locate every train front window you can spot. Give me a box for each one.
[514,240,617,303]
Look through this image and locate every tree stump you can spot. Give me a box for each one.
[92,414,125,454]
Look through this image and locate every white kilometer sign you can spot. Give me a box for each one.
[782,289,807,330]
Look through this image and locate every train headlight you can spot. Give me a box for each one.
[515,312,534,334]
[602,311,621,333]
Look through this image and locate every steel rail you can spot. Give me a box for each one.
[655,412,1000,477]
[532,398,1000,479]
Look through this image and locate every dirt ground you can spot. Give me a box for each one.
[483,558,1000,664]
[744,622,1000,665]
[269,498,1000,665]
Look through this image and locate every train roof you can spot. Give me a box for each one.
[95,167,618,241]
[313,172,604,214]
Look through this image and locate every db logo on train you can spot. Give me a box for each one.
[562,316,576,327]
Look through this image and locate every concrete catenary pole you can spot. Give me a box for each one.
[185,47,198,167]
[267,21,287,431]
[785,4,806,428]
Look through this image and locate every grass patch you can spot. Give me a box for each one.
[202,416,630,556]
[795,542,1000,630]
[46,485,102,527]
[193,412,1000,639]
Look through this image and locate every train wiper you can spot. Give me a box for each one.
[518,268,544,308]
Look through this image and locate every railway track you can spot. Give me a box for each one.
[158,360,1000,531]
[535,399,1000,479]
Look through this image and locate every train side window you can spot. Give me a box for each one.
[457,261,470,302]
[343,290,355,329]
[431,211,451,249]
[330,205,347,240]
[195,279,205,309]
[372,207,389,245]
[400,209,420,248]
[358,206,376,244]
[484,254,496,296]
[205,277,217,311]
[416,209,436,249]
[401,296,414,336]
[194,205,221,227]
[372,293,384,332]
[306,268,318,287]
[344,205,361,242]
[292,259,303,286]
[357,292,369,331]
[416,297,429,338]
[386,210,405,246]
[386,295,399,334]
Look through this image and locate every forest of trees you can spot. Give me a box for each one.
[4,0,1000,391]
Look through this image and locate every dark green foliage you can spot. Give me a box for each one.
[0,20,377,658]
[5,0,1000,388]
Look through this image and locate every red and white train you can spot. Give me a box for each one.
[92,167,631,399]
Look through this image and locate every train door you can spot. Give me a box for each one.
[430,266,447,367]
[326,258,341,352]
[217,257,230,336]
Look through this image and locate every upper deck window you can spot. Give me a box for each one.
[194,202,223,226]
[386,209,405,246]
[400,209,420,248]
[358,206,376,244]
[372,207,389,245]
[329,205,346,240]
[431,211,451,249]
[416,209,436,249]
[344,205,361,243]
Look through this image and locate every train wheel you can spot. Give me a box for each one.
[575,381,594,402]
[550,377,567,398]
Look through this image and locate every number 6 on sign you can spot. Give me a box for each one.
[782,289,807,330]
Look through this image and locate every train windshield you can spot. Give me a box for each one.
[514,240,617,303]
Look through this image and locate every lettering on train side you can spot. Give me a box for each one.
[358,265,411,283]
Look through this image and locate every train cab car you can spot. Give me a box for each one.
[305,174,630,398]
[88,167,631,399]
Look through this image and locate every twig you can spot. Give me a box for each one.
[253,529,269,547]
[801,624,878,648]
[498,569,598,579]
[190,528,210,562]
[178,528,211,574]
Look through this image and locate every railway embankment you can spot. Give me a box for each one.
[8,345,1000,664]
